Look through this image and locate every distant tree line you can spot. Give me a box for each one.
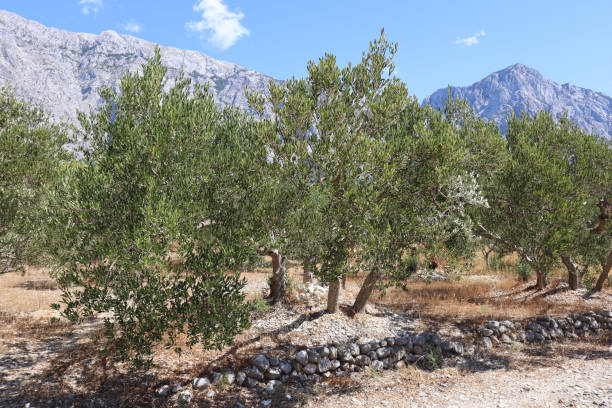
[1,31,610,367]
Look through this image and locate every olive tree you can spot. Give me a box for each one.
[477,112,594,290]
[248,30,408,313]
[350,100,489,313]
[51,50,263,367]
[0,86,69,274]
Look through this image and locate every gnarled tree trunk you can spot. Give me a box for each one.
[326,279,340,313]
[536,270,548,290]
[593,248,612,292]
[268,250,286,305]
[351,268,382,314]
[561,256,579,290]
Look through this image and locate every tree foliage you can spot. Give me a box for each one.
[51,49,262,367]
[0,86,69,273]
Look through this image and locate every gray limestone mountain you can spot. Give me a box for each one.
[3,9,612,141]
[0,9,274,125]
[424,63,612,140]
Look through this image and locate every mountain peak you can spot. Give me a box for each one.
[423,64,612,139]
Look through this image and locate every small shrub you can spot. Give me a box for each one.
[489,254,505,271]
[252,296,271,313]
[424,348,444,370]
[514,261,532,282]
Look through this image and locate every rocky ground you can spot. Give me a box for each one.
[0,268,611,407]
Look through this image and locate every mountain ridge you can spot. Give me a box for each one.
[0,9,274,125]
[423,63,612,139]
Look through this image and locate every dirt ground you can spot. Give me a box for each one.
[0,263,611,407]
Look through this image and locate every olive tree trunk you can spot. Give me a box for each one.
[593,248,612,292]
[536,270,548,290]
[351,268,382,314]
[561,256,579,290]
[326,279,340,313]
[302,257,313,283]
[268,250,286,305]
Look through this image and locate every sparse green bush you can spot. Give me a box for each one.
[514,260,532,282]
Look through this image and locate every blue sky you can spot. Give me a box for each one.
[3,1,612,101]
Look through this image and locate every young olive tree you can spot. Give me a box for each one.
[564,133,612,291]
[51,50,263,367]
[350,101,489,313]
[477,112,593,290]
[0,86,69,274]
[248,30,408,313]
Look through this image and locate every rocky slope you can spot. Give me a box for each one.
[0,9,274,125]
[424,63,612,139]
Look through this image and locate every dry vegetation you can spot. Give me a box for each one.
[0,255,610,407]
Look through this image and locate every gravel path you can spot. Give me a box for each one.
[307,355,612,408]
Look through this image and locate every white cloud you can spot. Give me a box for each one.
[455,30,486,46]
[122,21,142,33]
[78,0,102,15]
[186,0,249,50]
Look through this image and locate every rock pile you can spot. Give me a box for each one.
[154,309,611,397]
[475,310,612,348]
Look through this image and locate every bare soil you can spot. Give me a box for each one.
[0,264,610,407]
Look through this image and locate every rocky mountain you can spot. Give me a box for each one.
[0,9,274,125]
[424,63,612,140]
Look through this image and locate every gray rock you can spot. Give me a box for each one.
[246,377,258,388]
[193,377,210,389]
[413,335,426,346]
[501,334,512,343]
[479,328,494,337]
[317,357,332,373]
[224,371,235,385]
[452,341,464,354]
[157,385,170,397]
[171,384,181,394]
[486,321,500,329]
[265,380,281,393]
[371,360,384,371]
[331,359,341,370]
[303,363,318,375]
[236,371,246,386]
[245,366,264,381]
[426,332,442,345]
[349,343,361,356]
[482,337,493,349]
[527,323,543,332]
[252,355,270,372]
[359,343,372,354]
[206,389,215,398]
[279,361,293,375]
[368,351,378,361]
[211,371,223,384]
[376,347,391,359]
[385,337,395,346]
[307,350,320,364]
[265,367,282,380]
[328,346,338,360]
[355,355,371,366]
[269,357,280,366]
[396,336,411,346]
[178,390,193,403]
[293,350,308,366]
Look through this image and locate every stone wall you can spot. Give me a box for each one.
[160,309,611,399]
